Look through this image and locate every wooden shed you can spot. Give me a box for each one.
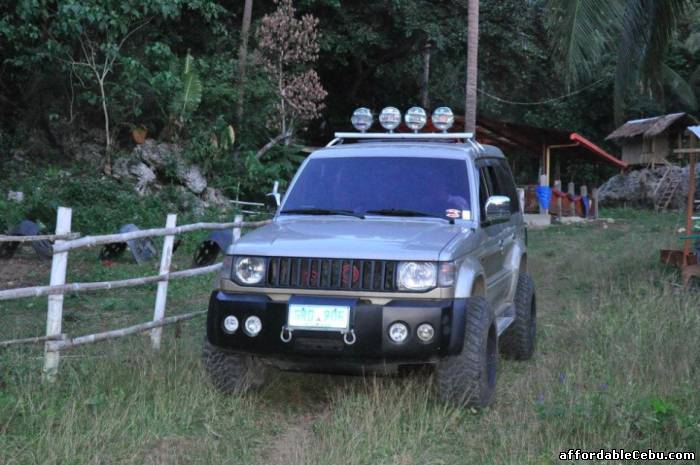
[605,113,698,166]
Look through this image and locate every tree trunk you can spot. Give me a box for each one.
[98,76,112,174]
[464,0,479,134]
[421,40,431,109]
[236,0,253,126]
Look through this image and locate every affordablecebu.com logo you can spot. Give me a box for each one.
[560,449,696,461]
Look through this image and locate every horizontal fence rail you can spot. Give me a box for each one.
[0,208,269,382]
[54,220,271,253]
[0,232,81,243]
[0,263,222,301]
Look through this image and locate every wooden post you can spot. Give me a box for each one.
[568,182,576,217]
[580,185,588,218]
[554,180,562,217]
[592,187,599,219]
[516,188,525,214]
[233,214,243,243]
[43,207,72,382]
[539,174,548,215]
[683,150,697,266]
[150,214,177,350]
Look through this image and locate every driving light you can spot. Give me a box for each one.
[379,107,401,132]
[351,107,373,132]
[388,322,409,343]
[244,316,262,337]
[397,262,437,291]
[223,315,239,334]
[416,323,435,342]
[234,256,266,285]
[431,107,454,132]
[404,107,427,132]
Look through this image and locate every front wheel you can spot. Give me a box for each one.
[436,296,497,407]
[202,339,268,393]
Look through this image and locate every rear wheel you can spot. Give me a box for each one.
[500,273,536,360]
[436,297,497,407]
[202,339,268,393]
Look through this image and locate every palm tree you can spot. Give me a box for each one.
[548,0,695,122]
[236,0,254,125]
[464,0,479,134]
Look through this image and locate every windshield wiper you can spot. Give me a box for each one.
[280,208,365,219]
[365,208,451,222]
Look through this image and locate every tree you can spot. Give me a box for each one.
[547,0,695,122]
[236,0,254,127]
[464,0,480,133]
[256,0,326,159]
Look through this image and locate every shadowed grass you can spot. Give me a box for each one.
[1,209,699,464]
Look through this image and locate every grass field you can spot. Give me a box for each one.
[1,209,698,465]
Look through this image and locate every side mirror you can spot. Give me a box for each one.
[265,181,281,213]
[484,195,511,223]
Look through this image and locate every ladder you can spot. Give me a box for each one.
[654,165,682,211]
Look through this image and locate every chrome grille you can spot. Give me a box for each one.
[266,257,397,291]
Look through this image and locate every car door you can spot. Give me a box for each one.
[475,161,506,307]
[478,159,517,310]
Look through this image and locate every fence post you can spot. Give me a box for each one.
[592,187,599,219]
[568,182,576,217]
[580,185,589,218]
[516,188,525,215]
[233,214,243,242]
[554,180,562,217]
[43,207,72,382]
[150,213,177,350]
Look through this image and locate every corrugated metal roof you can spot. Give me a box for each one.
[687,125,700,139]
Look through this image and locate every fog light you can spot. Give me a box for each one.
[244,316,262,337]
[416,323,435,342]
[388,322,409,343]
[222,315,239,334]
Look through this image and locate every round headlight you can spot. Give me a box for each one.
[379,107,401,132]
[223,315,239,334]
[404,107,427,132]
[397,262,437,291]
[388,322,409,343]
[416,323,435,342]
[431,107,454,132]
[234,257,266,285]
[351,107,373,132]
[244,316,262,337]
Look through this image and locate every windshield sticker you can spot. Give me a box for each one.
[461,210,472,220]
[445,209,461,219]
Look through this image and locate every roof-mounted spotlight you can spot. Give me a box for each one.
[404,107,427,133]
[379,107,402,133]
[351,107,373,133]
[431,107,454,133]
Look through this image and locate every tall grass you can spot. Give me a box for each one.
[1,209,698,464]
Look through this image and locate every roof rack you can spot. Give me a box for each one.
[328,132,481,150]
[328,131,474,147]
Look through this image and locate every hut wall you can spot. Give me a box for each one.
[621,135,669,165]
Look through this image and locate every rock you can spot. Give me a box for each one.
[598,164,698,209]
[134,139,183,170]
[129,162,157,196]
[7,191,24,202]
[178,164,207,194]
[203,187,230,207]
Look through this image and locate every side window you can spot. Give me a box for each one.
[493,160,519,213]
[478,165,494,222]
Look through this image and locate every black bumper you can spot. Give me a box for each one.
[206,291,468,364]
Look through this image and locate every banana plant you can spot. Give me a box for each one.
[170,51,203,130]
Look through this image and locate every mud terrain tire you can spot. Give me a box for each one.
[500,273,536,360]
[202,339,267,393]
[436,296,497,407]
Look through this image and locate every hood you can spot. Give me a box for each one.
[230,217,465,261]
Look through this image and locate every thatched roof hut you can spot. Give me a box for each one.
[606,113,697,165]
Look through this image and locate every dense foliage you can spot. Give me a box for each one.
[1,0,699,205]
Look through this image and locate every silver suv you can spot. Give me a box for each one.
[204,121,536,407]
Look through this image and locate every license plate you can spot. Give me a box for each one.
[287,304,351,331]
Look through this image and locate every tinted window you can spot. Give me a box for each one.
[493,160,519,213]
[283,157,471,219]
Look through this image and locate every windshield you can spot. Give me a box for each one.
[282,156,471,220]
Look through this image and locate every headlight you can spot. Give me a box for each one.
[397,262,437,291]
[233,256,266,285]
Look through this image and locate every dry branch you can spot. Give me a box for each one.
[0,263,222,301]
[48,311,205,351]
[54,220,271,253]
[0,232,80,243]
[0,334,66,349]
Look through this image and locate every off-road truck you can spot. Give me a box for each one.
[203,107,536,407]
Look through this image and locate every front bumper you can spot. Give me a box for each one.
[206,291,468,364]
